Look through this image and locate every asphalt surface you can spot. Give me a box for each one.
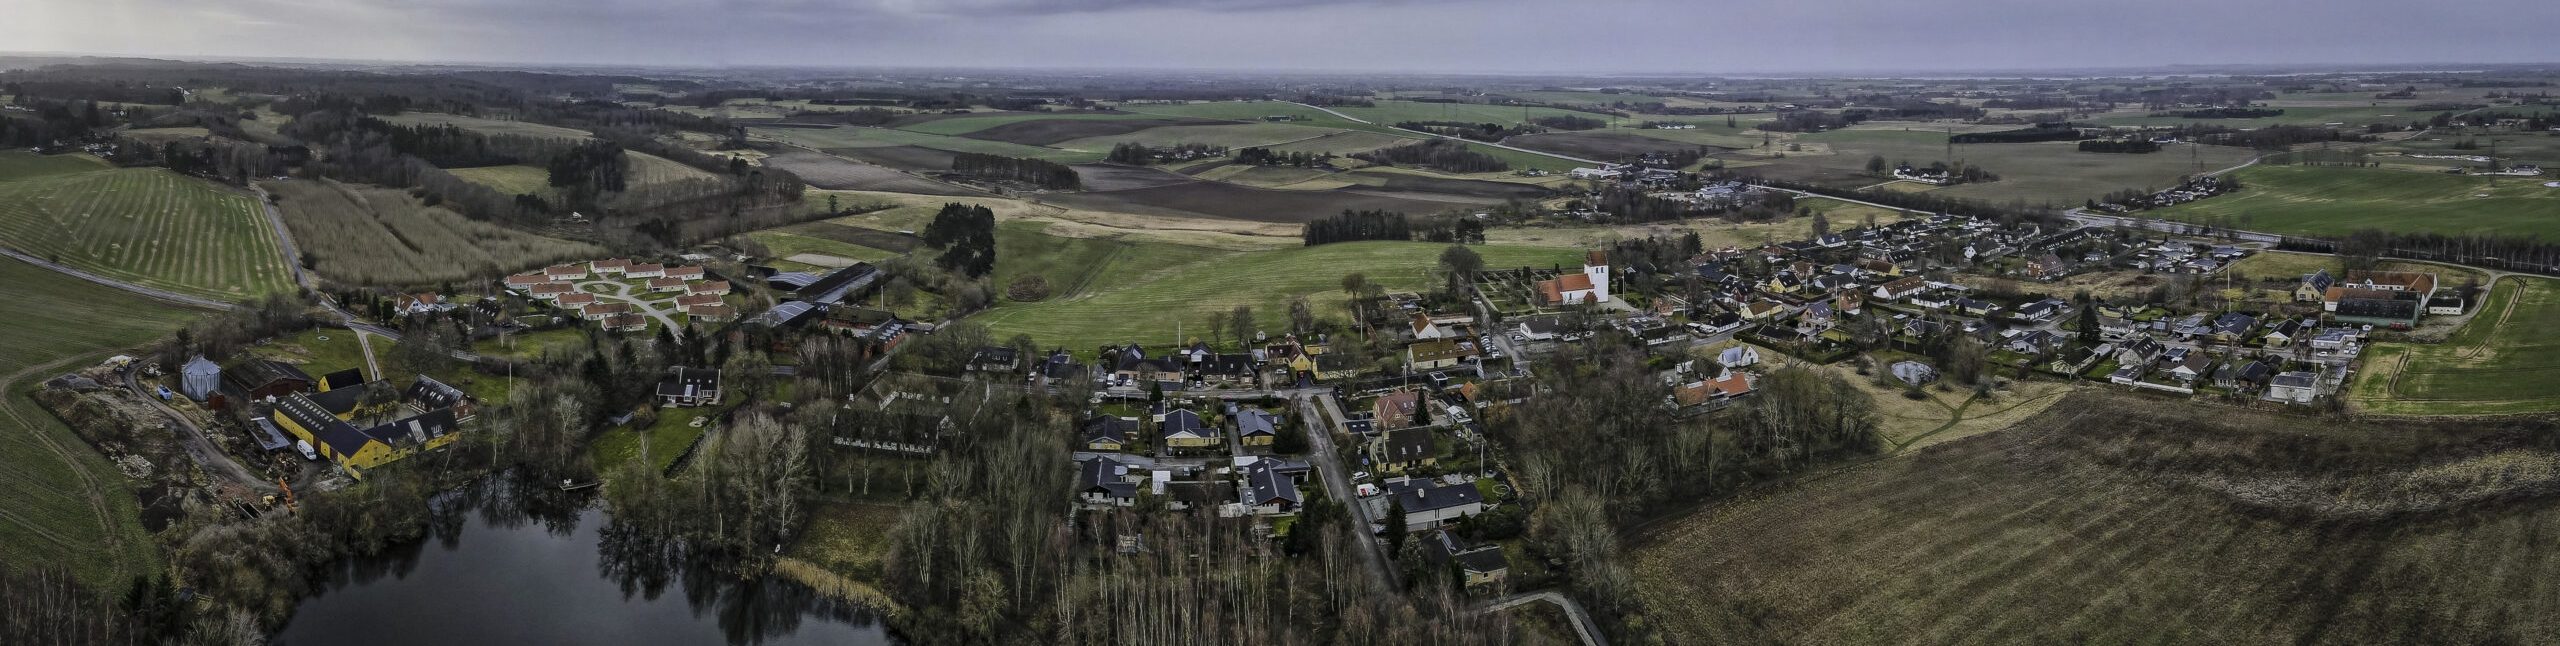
[1480,590,1609,646]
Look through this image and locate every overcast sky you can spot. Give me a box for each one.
[10,0,2556,74]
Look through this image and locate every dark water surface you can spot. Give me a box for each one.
[275,498,896,646]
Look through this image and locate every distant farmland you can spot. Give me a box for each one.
[1634,391,2560,644]
[0,161,294,301]
[2149,164,2560,239]
[266,179,604,285]
[1739,128,2257,206]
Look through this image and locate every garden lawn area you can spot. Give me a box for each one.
[472,326,589,360]
[2149,164,2560,239]
[0,163,296,301]
[972,240,1583,354]
[2350,277,2560,415]
[0,255,204,587]
[591,406,714,474]
[249,328,384,380]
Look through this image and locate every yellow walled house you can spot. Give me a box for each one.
[271,391,463,479]
[1159,408,1222,451]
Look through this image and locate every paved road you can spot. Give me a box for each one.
[118,367,276,492]
[248,182,313,290]
[1294,392,1397,592]
[1481,590,1609,646]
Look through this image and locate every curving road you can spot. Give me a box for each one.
[1480,590,1609,646]
[118,368,276,492]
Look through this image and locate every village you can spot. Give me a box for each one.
[66,179,2482,604]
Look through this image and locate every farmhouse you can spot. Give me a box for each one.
[269,390,462,479]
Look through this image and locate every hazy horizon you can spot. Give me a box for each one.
[11,0,2559,76]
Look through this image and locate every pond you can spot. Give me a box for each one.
[274,495,897,646]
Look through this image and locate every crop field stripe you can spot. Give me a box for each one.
[0,168,292,300]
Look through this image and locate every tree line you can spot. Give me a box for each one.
[1232,146,1333,168]
[1352,139,1508,173]
[1949,124,2086,144]
[1103,142,1226,165]
[923,202,998,278]
[948,152,1080,190]
[1301,209,1414,245]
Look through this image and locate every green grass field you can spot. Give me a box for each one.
[447,164,554,196]
[0,150,112,180]
[1113,100,1383,133]
[748,125,1105,163]
[0,161,296,301]
[2352,278,2560,415]
[895,111,1176,136]
[1761,128,2258,205]
[973,239,1582,352]
[0,256,203,587]
[2083,104,2464,129]
[1047,122,1343,153]
[591,406,713,474]
[380,112,594,140]
[2149,164,2560,239]
[1330,99,1620,127]
[989,220,1226,305]
[1635,391,2560,644]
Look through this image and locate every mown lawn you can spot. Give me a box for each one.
[2149,164,2560,239]
[0,256,204,587]
[0,165,296,301]
[972,240,1583,354]
[591,406,713,474]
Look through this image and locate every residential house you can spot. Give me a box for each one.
[1378,477,1485,531]
[1717,345,1761,369]
[624,263,665,279]
[1076,456,1139,508]
[674,293,723,309]
[1406,340,1477,371]
[688,280,730,296]
[1409,313,1448,340]
[604,313,649,332]
[969,346,1021,373]
[403,374,473,420]
[1371,427,1438,474]
[1080,415,1137,451]
[687,304,735,323]
[1239,457,1305,515]
[1374,390,1424,428]
[1160,409,1221,451]
[554,292,598,308]
[664,266,706,281]
[657,367,722,407]
[1235,408,1282,446]
[2209,312,2258,342]
[504,273,547,289]
[2427,295,2466,316]
[529,282,577,300]
[582,302,632,321]
[2168,352,2217,384]
[1515,317,1564,342]
[2294,270,2335,302]
[649,276,689,293]
[1420,530,1510,589]
[543,264,588,281]
[590,258,630,274]
[2266,371,2320,404]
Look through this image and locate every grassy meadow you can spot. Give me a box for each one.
[0,256,204,587]
[1047,122,1343,153]
[1634,391,2560,644]
[0,157,296,301]
[972,239,1582,353]
[1746,128,2257,205]
[895,111,1175,136]
[2351,277,2560,415]
[265,179,604,286]
[748,125,1106,163]
[2149,164,2560,239]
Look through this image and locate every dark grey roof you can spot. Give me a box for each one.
[308,383,373,417]
[796,263,880,305]
[405,375,466,411]
[318,368,364,392]
[658,367,721,398]
[1242,459,1300,507]
[1080,415,1134,444]
[359,407,459,449]
[972,346,1019,367]
[1236,408,1281,438]
[1385,478,1482,514]
[1078,457,1137,500]
[224,359,312,392]
[1161,409,1210,440]
[2271,371,2318,388]
[750,301,817,327]
[1383,427,1435,462]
